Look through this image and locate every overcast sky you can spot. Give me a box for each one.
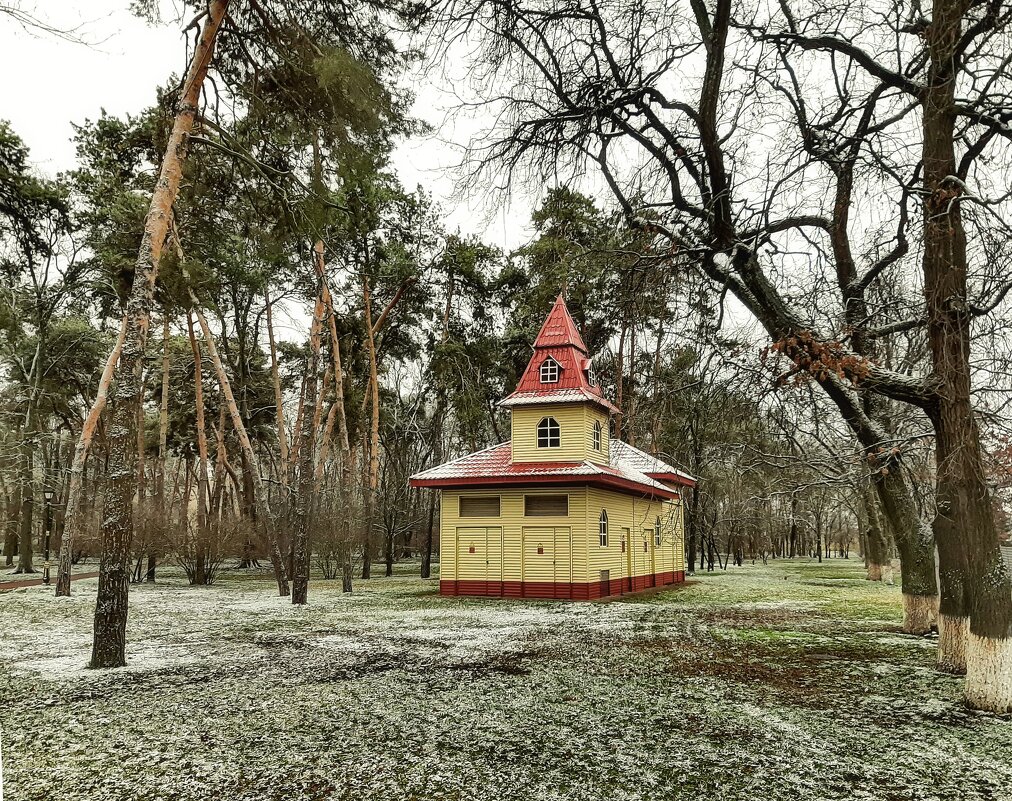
[0,1,531,249]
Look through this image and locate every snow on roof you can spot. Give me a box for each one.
[409,439,693,497]
[609,440,696,486]
[498,387,620,413]
[501,295,619,412]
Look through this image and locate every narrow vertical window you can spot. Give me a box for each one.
[599,510,609,547]
[654,516,662,546]
[537,416,560,448]
[593,420,602,451]
[540,357,560,383]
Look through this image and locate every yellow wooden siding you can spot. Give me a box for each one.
[440,486,685,585]
[441,488,588,583]
[583,406,611,465]
[511,404,588,462]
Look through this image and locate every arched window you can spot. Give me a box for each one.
[593,420,602,451]
[540,357,560,383]
[537,416,560,448]
[599,510,609,547]
[654,516,662,546]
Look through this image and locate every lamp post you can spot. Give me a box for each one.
[42,488,54,586]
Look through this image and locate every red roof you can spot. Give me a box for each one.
[501,295,618,412]
[533,294,589,352]
[409,441,695,498]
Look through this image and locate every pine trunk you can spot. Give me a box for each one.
[291,250,325,606]
[90,1,228,668]
[56,317,127,596]
[187,312,211,585]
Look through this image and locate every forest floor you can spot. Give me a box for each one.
[1,558,1010,801]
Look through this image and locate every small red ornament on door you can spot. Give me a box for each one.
[468,545,475,554]
[537,544,544,555]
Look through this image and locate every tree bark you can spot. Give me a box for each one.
[921,0,1012,710]
[361,273,380,580]
[187,312,211,585]
[56,317,127,596]
[90,1,228,668]
[291,248,325,606]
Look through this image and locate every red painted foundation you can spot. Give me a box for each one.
[440,571,686,600]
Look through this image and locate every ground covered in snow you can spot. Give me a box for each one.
[1,559,1009,801]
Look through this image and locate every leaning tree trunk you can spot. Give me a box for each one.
[921,0,1012,712]
[186,283,289,596]
[90,1,228,668]
[56,318,127,596]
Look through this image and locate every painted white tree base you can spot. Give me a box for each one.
[936,614,968,674]
[902,593,937,635]
[965,634,1012,714]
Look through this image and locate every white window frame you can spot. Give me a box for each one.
[654,517,662,546]
[540,357,560,383]
[593,420,602,451]
[599,510,609,547]
[537,416,561,448]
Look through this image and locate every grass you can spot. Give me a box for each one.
[0,558,1009,801]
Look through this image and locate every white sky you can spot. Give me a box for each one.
[0,1,532,249]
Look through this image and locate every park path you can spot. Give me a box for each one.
[0,571,99,591]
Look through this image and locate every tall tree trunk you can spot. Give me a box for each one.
[15,439,35,574]
[922,0,1012,711]
[291,252,325,606]
[361,274,381,580]
[90,1,228,668]
[56,318,127,596]
[187,312,211,585]
[148,314,171,582]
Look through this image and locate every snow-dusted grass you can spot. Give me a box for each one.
[1,559,1010,800]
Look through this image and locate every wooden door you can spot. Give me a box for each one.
[521,526,554,598]
[456,526,502,594]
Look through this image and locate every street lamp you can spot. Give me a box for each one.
[42,488,55,586]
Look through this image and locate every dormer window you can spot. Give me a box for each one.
[593,420,602,451]
[540,357,560,383]
[537,416,561,448]
[585,362,596,386]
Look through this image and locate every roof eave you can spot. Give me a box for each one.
[646,471,697,489]
[409,473,677,500]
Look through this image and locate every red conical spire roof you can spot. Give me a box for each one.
[500,294,618,413]
[532,294,589,354]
